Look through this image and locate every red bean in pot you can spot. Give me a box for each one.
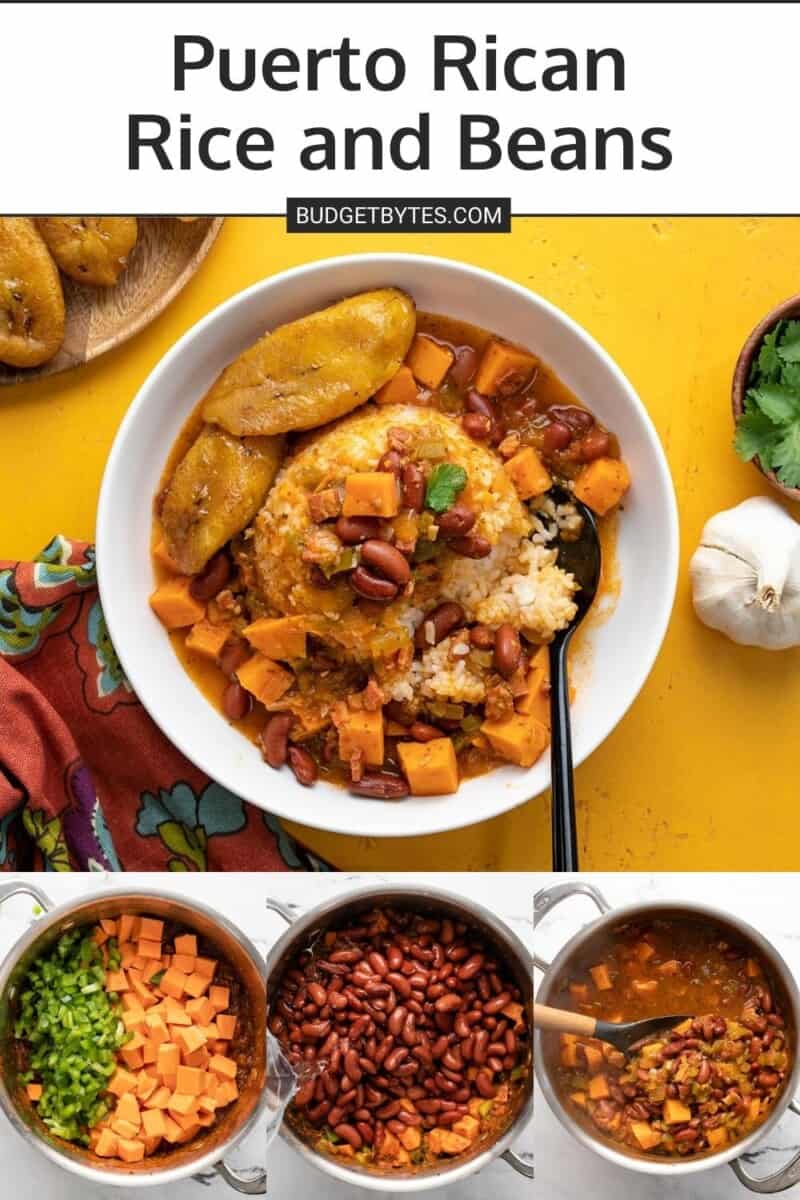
[401,462,425,512]
[461,412,493,441]
[259,713,292,769]
[349,772,410,800]
[222,680,252,721]
[576,428,611,462]
[218,636,251,676]
[190,551,231,601]
[414,602,465,650]
[350,565,399,602]
[360,539,411,586]
[541,420,573,455]
[437,503,477,538]
[494,625,521,679]
[288,745,317,787]
[449,534,492,559]
[335,515,381,544]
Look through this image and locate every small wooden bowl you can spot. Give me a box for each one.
[0,217,224,386]
[732,292,800,501]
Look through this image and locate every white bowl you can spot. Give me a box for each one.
[97,253,678,839]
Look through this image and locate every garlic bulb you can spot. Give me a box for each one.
[690,496,800,649]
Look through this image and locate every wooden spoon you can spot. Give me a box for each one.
[535,1002,693,1054]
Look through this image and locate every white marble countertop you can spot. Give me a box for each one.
[0,872,533,1198]
[533,873,800,1200]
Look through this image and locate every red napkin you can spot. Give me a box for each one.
[0,537,327,872]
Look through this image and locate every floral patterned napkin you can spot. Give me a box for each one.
[0,537,327,873]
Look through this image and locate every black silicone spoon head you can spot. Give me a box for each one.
[550,487,602,634]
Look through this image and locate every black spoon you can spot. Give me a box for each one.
[534,1003,693,1053]
[547,488,602,872]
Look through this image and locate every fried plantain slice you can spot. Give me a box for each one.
[202,287,416,436]
[160,424,284,575]
[36,217,138,287]
[0,217,66,367]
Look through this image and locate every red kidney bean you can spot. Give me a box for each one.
[475,1071,497,1099]
[259,712,292,769]
[469,624,495,650]
[335,1123,363,1150]
[577,428,611,462]
[437,503,476,538]
[434,993,463,1014]
[190,551,232,601]
[551,405,594,433]
[378,449,404,477]
[387,972,412,998]
[409,721,442,743]
[541,420,573,455]
[450,345,479,387]
[401,463,425,512]
[462,412,493,441]
[350,565,399,602]
[308,982,327,1007]
[465,389,496,420]
[357,1121,374,1145]
[483,990,511,1015]
[222,680,252,721]
[288,745,317,787]
[449,534,491,559]
[384,1046,409,1073]
[361,539,411,586]
[218,636,250,676]
[349,771,410,800]
[494,625,521,679]
[414,601,465,650]
[335,515,381,544]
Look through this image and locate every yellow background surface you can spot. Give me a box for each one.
[3,217,799,872]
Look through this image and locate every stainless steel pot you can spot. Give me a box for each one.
[0,882,267,1193]
[534,880,800,1192]
[265,883,534,1192]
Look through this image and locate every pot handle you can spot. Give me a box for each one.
[501,1147,534,1179]
[0,881,54,913]
[265,898,298,926]
[533,881,611,972]
[730,1098,800,1192]
[213,1160,266,1195]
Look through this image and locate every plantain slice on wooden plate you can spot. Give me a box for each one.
[160,424,284,574]
[0,217,66,367]
[202,287,416,436]
[36,216,138,287]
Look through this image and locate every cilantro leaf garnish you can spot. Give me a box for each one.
[425,463,467,513]
[735,318,800,487]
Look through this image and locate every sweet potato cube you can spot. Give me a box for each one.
[215,1079,239,1105]
[342,472,400,518]
[452,1115,480,1142]
[429,1129,471,1156]
[171,954,196,975]
[185,619,231,662]
[582,1044,605,1074]
[129,976,157,1008]
[501,1000,525,1027]
[209,1054,238,1081]
[375,364,418,405]
[405,334,454,389]
[105,970,129,994]
[94,1129,120,1158]
[184,972,211,999]
[176,1025,208,1055]
[632,978,658,995]
[663,1099,692,1125]
[183,1048,211,1069]
[570,1091,588,1110]
[176,1066,207,1096]
[504,446,552,500]
[137,1072,158,1101]
[168,1093,198,1117]
[573,457,631,516]
[397,738,459,795]
[197,1111,216,1128]
[118,1137,146,1163]
[399,1125,422,1151]
[588,1074,610,1100]
[157,1044,180,1078]
[112,1118,140,1140]
[138,918,164,942]
[100,918,118,937]
[116,1092,141,1126]
[164,998,191,1026]
[118,916,140,944]
[636,940,656,963]
[121,1047,144,1070]
[209,985,230,1011]
[159,968,188,999]
[145,1086,172,1111]
[108,1068,139,1098]
[197,1094,218,1115]
[705,1125,728,1150]
[560,1042,578,1068]
[216,1014,237,1040]
[149,578,205,630]
[569,983,589,1002]
[174,934,198,957]
[481,711,548,768]
[236,653,293,705]
[243,616,306,661]
[198,1023,219,1041]
[631,1121,662,1151]
[186,997,216,1025]
[194,957,218,980]
[337,707,385,769]
[162,1115,183,1144]
[26,1083,42,1102]
[590,963,613,991]
[474,339,537,397]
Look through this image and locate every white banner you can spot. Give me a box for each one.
[1,1,796,214]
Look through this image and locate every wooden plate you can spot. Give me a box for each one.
[0,217,224,385]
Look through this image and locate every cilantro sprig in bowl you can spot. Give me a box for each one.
[733,295,800,500]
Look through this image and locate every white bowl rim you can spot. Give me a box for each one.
[97,251,680,839]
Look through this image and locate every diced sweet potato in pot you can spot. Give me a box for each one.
[375,363,419,405]
[243,616,307,661]
[149,579,205,630]
[504,446,552,500]
[405,334,454,389]
[397,738,459,795]
[202,288,416,436]
[342,471,400,518]
[572,457,631,515]
[236,654,293,705]
[337,707,385,768]
[481,711,548,767]
[474,339,537,396]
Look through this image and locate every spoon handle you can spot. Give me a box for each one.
[549,637,579,872]
[534,1003,598,1038]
